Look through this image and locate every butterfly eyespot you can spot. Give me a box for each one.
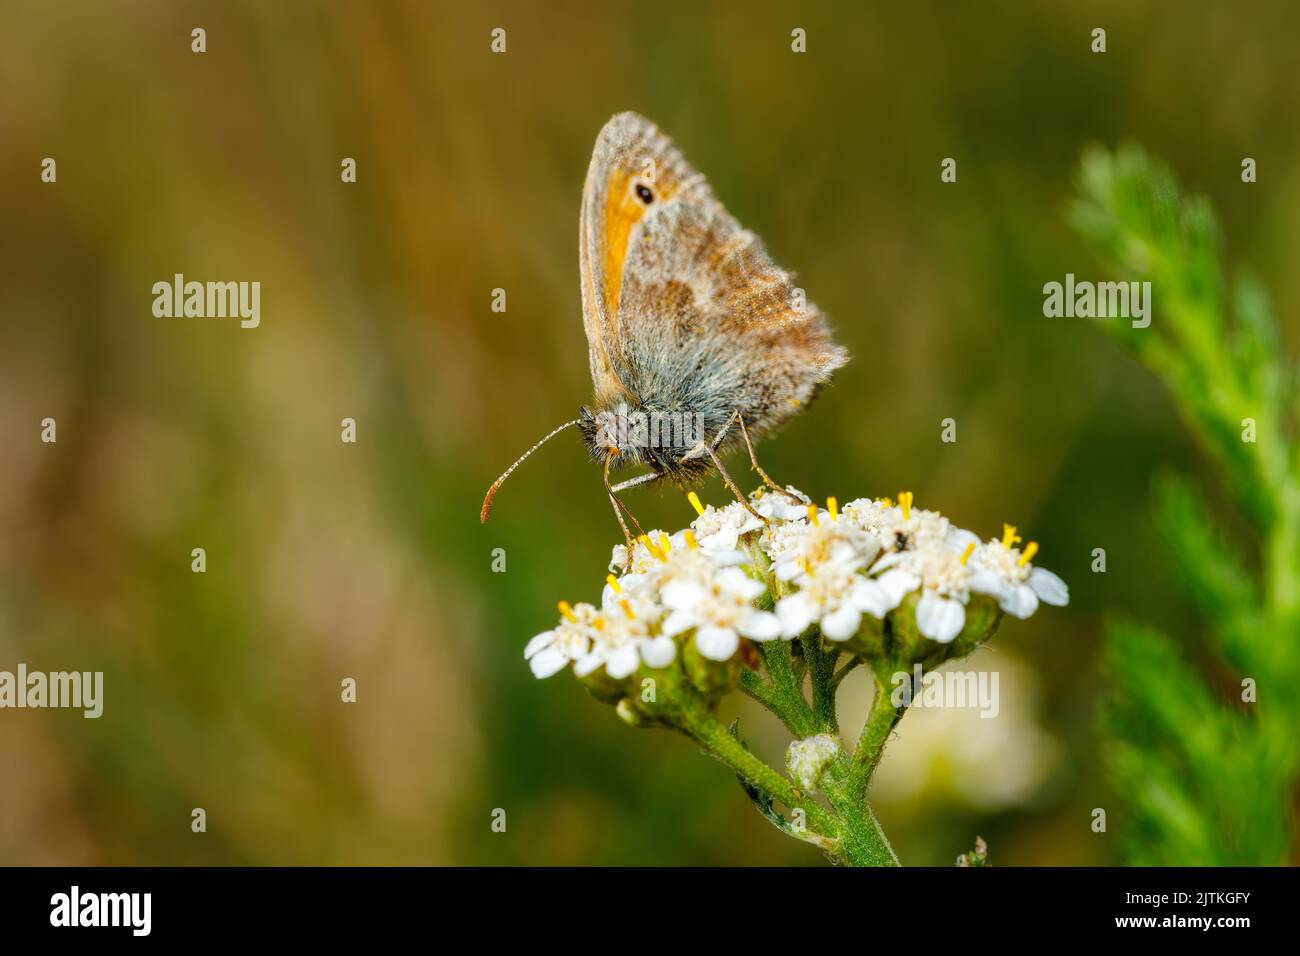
[635,184,654,205]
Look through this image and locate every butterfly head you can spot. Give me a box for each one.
[578,402,640,466]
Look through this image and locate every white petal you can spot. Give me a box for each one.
[1000,584,1039,619]
[662,608,698,638]
[820,605,861,642]
[1029,567,1069,606]
[739,610,781,641]
[967,569,1006,597]
[858,536,883,563]
[523,631,555,660]
[850,579,892,618]
[775,594,817,638]
[715,566,758,597]
[915,592,965,643]
[529,648,568,678]
[640,636,677,668]
[775,560,802,583]
[707,547,747,566]
[606,645,641,679]
[661,579,708,611]
[704,530,740,552]
[695,625,740,661]
[946,528,980,551]
[573,653,603,678]
[876,569,920,607]
[869,551,905,573]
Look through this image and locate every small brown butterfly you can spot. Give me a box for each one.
[481,112,847,549]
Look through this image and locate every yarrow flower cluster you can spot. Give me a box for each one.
[525,487,1069,716]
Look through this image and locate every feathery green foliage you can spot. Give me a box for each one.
[1070,146,1300,864]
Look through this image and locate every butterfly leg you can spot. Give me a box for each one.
[693,439,768,524]
[610,471,662,494]
[603,455,648,573]
[736,413,806,504]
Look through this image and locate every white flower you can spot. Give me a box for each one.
[840,497,893,538]
[863,491,976,558]
[969,527,1069,619]
[661,566,780,661]
[763,500,880,583]
[528,494,1068,687]
[602,530,747,614]
[775,562,884,641]
[869,538,976,643]
[751,485,812,521]
[608,529,690,576]
[786,734,842,790]
[690,498,764,553]
[589,589,676,676]
[525,601,603,678]
[577,616,645,680]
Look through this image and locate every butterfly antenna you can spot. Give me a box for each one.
[480,419,582,523]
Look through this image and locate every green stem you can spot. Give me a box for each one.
[848,668,905,798]
[675,703,838,841]
[803,632,839,733]
[743,641,817,736]
[821,760,900,866]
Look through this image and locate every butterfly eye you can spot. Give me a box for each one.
[635,183,654,205]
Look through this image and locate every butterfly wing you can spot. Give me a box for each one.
[579,113,703,406]
[579,113,846,439]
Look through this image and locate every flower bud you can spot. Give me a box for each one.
[786,734,842,791]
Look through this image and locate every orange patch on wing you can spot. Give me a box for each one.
[600,167,643,320]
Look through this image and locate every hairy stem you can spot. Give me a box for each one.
[848,668,905,798]
[675,704,839,843]
[803,632,839,733]
[742,641,818,736]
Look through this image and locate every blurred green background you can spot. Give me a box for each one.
[2,0,1297,865]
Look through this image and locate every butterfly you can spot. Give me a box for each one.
[481,112,847,553]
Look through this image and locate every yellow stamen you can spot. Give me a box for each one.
[638,534,664,561]
[880,496,894,508]
[960,541,976,565]
[1001,524,1021,548]
[807,504,820,526]
[592,617,606,630]
[605,574,621,594]
[557,600,577,623]
[659,533,671,554]
[618,598,635,620]
[899,491,913,520]
[687,491,705,516]
[801,557,815,577]
[1018,541,1039,566]
[683,529,699,550]
[827,496,839,520]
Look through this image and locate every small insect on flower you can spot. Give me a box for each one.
[480,113,847,562]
